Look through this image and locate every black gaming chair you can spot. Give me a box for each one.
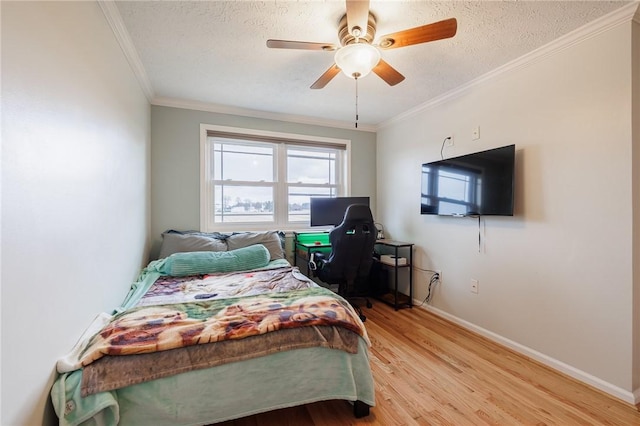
[309,204,377,321]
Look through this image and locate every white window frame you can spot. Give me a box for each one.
[200,124,351,232]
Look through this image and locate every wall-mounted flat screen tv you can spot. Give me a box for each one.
[310,196,370,226]
[421,144,515,216]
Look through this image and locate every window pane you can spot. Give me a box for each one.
[214,141,274,182]
[204,130,348,230]
[287,148,336,184]
[287,186,336,222]
[214,185,274,223]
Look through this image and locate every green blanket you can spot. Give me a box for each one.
[51,369,118,426]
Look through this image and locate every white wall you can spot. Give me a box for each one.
[149,105,377,259]
[1,2,150,425]
[377,20,637,400]
[632,14,640,397]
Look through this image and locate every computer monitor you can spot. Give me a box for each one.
[309,196,370,227]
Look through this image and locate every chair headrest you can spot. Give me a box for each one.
[342,204,373,223]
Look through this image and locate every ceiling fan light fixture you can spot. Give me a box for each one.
[334,43,381,79]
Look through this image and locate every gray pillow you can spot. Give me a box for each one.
[158,232,228,259]
[226,231,285,261]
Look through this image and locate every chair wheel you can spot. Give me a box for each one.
[359,314,366,322]
[366,301,373,308]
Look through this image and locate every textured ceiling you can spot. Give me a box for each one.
[114,1,632,129]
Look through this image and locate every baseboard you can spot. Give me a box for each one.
[417,303,637,406]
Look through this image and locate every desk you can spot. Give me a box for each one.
[293,233,414,310]
[293,231,330,277]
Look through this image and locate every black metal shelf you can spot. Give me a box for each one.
[373,240,414,310]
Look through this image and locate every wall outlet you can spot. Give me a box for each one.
[446,135,454,147]
[470,279,479,294]
[435,270,442,285]
[472,126,480,140]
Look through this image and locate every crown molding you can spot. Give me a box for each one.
[100,0,637,133]
[151,97,377,133]
[97,0,373,132]
[98,0,154,101]
[379,1,640,130]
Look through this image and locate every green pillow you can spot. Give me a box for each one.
[158,244,270,277]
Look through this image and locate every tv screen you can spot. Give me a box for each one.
[421,144,515,216]
[310,196,370,226]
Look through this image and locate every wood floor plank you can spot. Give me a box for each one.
[215,302,640,425]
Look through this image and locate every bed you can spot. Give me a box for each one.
[51,231,375,426]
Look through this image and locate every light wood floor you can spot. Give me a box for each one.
[218,302,640,425]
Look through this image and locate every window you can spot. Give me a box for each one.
[200,124,350,231]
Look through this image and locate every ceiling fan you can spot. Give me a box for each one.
[266,0,457,89]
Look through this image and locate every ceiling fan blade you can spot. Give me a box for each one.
[310,64,341,89]
[266,39,337,51]
[378,18,457,50]
[346,0,370,38]
[372,59,405,86]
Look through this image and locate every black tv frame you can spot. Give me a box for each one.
[420,144,515,217]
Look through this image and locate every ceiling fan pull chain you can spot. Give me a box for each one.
[355,76,359,128]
